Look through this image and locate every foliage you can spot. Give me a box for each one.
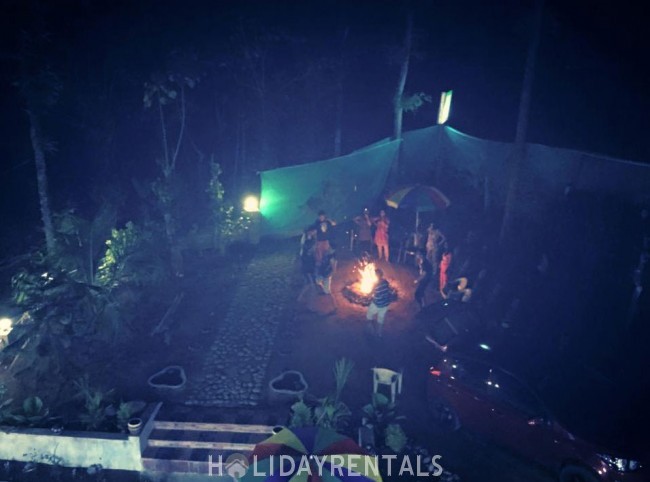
[289,399,314,428]
[288,358,353,431]
[400,92,432,113]
[5,213,165,382]
[8,396,50,427]
[362,393,406,449]
[289,396,351,432]
[313,395,352,431]
[333,357,354,401]
[384,423,407,453]
[0,379,145,433]
[73,375,114,431]
[114,400,146,432]
[96,221,168,288]
[51,207,116,285]
[208,161,251,251]
[143,73,197,110]
[0,384,13,424]
[8,263,121,377]
[144,69,198,251]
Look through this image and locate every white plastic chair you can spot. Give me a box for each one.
[372,368,403,404]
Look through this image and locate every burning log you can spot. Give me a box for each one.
[342,261,398,306]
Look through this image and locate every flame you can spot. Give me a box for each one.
[0,317,12,337]
[358,262,378,294]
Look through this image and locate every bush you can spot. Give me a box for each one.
[96,221,169,288]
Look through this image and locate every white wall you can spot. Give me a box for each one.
[0,402,161,471]
[0,427,142,470]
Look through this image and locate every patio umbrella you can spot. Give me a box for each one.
[241,426,382,482]
[385,185,451,230]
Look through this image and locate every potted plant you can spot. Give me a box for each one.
[127,417,143,435]
[148,366,186,402]
[287,358,355,432]
[115,400,146,434]
[268,370,308,405]
[361,393,406,453]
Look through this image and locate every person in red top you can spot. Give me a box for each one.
[439,250,452,295]
[373,210,390,262]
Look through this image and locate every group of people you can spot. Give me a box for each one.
[353,208,391,261]
[365,246,454,337]
[413,223,453,307]
[414,248,453,308]
[296,208,457,333]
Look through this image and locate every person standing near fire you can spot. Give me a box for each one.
[366,268,392,337]
[414,251,434,308]
[353,208,373,256]
[316,246,338,307]
[311,210,336,265]
[439,249,453,294]
[425,223,445,271]
[297,227,317,301]
[373,209,390,262]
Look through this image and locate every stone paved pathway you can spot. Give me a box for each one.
[185,249,297,407]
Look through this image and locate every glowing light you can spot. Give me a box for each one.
[358,262,378,294]
[243,195,259,213]
[479,343,491,351]
[0,318,12,337]
[438,90,453,125]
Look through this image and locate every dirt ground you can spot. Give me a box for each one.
[264,251,554,482]
[0,246,555,481]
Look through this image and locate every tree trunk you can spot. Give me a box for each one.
[334,79,343,157]
[334,27,349,158]
[26,108,56,256]
[393,12,413,141]
[234,117,241,193]
[499,0,544,244]
[390,11,413,185]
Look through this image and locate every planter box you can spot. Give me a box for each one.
[0,402,160,471]
[268,370,308,405]
[148,366,187,403]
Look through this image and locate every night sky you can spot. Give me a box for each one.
[1,0,648,254]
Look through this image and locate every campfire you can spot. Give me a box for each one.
[342,260,398,306]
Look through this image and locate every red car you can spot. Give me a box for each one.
[427,355,648,482]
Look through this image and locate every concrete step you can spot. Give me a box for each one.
[142,419,277,475]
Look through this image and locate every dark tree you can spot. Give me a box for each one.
[17,32,61,256]
[500,0,545,244]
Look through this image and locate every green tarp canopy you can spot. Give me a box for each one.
[260,124,650,236]
[260,139,400,236]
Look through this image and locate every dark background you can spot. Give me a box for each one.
[1,0,648,255]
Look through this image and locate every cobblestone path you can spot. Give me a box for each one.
[186,249,298,407]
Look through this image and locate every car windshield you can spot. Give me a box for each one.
[486,369,546,417]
